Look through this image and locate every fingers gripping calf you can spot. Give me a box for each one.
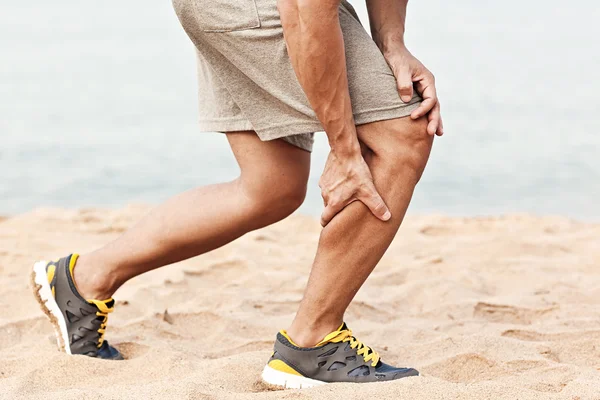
[316,116,432,264]
[358,116,433,201]
[318,117,432,226]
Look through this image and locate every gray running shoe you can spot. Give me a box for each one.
[31,254,122,360]
[262,323,418,388]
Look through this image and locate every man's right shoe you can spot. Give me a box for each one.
[31,254,123,360]
[262,323,418,388]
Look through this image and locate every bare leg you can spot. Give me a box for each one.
[287,116,433,346]
[74,132,310,299]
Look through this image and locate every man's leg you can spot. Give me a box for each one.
[73,132,311,300]
[287,116,433,346]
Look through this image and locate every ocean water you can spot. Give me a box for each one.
[2,1,599,220]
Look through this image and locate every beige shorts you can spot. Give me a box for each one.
[172,0,421,152]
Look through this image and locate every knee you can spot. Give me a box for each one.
[241,176,307,223]
[370,117,433,184]
[270,180,307,217]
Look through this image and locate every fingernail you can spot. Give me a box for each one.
[383,211,391,220]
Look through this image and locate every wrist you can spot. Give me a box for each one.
[329,133,361,159]
[374,31,406,56]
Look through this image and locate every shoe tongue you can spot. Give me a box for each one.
[88,298,115,312]
[315,322,350,346]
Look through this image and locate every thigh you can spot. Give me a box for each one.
[226,131,311,194]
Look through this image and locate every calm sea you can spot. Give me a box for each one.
[2,1,599,220]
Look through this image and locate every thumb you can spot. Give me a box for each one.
[320,201,345,227]
[396,72,414,104]
[360,188,391,222]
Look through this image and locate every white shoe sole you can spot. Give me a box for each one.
[31,260,72,355]
[261,365,327,389]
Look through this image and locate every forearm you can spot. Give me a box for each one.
[367,0,409,55]
[278,0,359,154]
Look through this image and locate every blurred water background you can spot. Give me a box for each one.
[1,1,598,219]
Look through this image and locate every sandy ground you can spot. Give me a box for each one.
[1,206,599,399]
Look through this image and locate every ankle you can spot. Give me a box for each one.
[286,317,343,348]
[73,254,119,300]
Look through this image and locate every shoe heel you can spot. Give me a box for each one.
[31,261,70,354]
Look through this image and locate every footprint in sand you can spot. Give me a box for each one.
[205,340,274,359]
[183,259,248,282]
[526,366,576,393]
[424,353,506,383]
[346,301,395,323]
[502,329,600,366]
[473,302,557,325]
[368,270,408,286]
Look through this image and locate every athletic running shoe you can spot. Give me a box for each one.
[31,254,123,360]
[262,323,418,388]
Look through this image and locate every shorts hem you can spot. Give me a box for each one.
[255,122,320,153]
[198,119,255,132]
[253,102,422,137]
[198,118,317,152]
[197,101,421,153]
[353,102,421,126]
[256,122,321,141]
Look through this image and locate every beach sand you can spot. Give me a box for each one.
[1,206,599,399]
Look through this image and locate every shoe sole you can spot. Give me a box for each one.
[261,365,327,389]
[31,260,72,355]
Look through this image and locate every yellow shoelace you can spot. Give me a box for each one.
[316,329,381,367]
[88,299,115,348]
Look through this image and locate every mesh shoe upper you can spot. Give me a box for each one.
[46,254,122,359]
[268,323,418,383]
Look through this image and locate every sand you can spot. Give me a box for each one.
[1,205,599,399]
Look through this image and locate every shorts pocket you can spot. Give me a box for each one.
[194,0,261,32]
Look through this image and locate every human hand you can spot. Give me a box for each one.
[319,148,390,226]
[384,44,443,136]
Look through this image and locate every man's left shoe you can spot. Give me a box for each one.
[31,253,123,360]
[262,323,418,388]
